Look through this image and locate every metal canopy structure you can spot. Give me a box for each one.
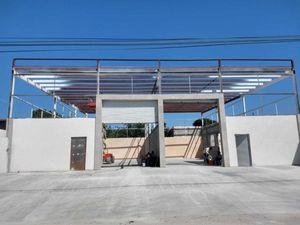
[10,58,296,115]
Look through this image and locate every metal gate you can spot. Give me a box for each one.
[235,134,252,166]
[70,137,87,170]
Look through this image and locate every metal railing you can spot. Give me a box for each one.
[8,58,297,119]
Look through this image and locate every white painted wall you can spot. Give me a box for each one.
[292,114,300,166]
[226,115,299,166]
[0,130,8,173]
[9,118,95,172]
[102,100,157,123]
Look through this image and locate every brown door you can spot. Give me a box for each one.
[70,137,87,170]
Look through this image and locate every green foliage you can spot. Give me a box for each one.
[32,109,62,118]
[106,123,145,138]
[128,123,145,137]
[104,123,175,138]
[164,123,174,137]
[193,118,216,127]
[164,127,174,137]
[32,109,53,118]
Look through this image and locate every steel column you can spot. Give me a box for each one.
[53,96,57,118]
[157,61,162,94]
[242,96,246,116]
[290,60,300,141]
[8,61,16,118]
[218,59,223,93]
[275,103,278,115]
[188,75,191,93]
[291,60,300,115]
[96,60,100,95]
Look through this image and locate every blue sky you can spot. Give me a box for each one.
[1,0,300,125]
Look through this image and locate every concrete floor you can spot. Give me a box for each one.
[102,158,204,167]
[0,164,300,225]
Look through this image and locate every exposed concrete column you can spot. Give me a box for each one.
[94,95,103,169]
[218,94,230,167]
[6,119,13,173]
[157,98,166,167]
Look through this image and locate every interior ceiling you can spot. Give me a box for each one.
[13,59,292,114]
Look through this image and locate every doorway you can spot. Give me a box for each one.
[163,100,220,166]
[235,134,252,166]
[70,137,87,170]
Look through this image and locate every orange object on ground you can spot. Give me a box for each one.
[87,102,96,108]
[208,159,214,166]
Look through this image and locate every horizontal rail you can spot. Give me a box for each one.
[13,58,294,62]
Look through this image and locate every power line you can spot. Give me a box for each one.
[1,36,300,46]
[1,35,300,52]
[131,39,300,50]
[1,34,300,41]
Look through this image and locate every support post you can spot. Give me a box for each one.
[6,119,13,172]
[157,98,165,167]
[157,61,162,94]
[275,103,278,115]
[188,75,191,93]
[218,94,230,167]
[97,60,100,95]
[218,59,223,93]
[291,64,300,115]
[94,95,103,169]
[53,96,57,118]
[291,60,300,141]
[6,60,16,173]
[144,123,149,138]
[8,63,16,119]
[242,96,246,116]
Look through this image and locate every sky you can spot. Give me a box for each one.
[1,0,300,125]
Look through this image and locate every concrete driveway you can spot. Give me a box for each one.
[0,164,299,225]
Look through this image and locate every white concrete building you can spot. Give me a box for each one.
[1,58,300,172]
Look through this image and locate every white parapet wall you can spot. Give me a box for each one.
[226,115,300,166]
[0,129,8,173]
[9,118,95,172]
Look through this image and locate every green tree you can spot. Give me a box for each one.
[164,123,174,137]
[127,123,145,137]
[32,109,62,118]
[105,123,145,138]
[32,109,53,118]
[193,118,216,127]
